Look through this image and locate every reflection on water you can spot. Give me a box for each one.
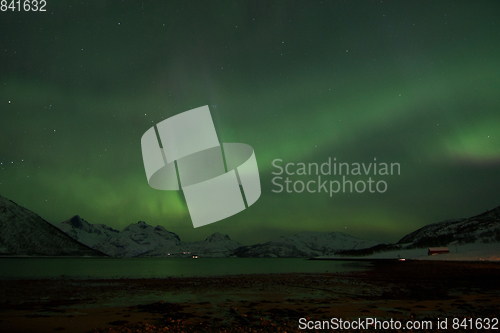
[0,258,371,279]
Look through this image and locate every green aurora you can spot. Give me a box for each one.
[1,1,499,244]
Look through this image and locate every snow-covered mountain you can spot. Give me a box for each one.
[58,218,182,257]
[139,232,242,258]
[0,195,106,256]
[233,231,381,258]
[192,232,242,257]
[57,218,240,258]
[98,221,182,257]
[59,215,119,248]
[337,205,500,256]
[397,205,500,248]
[6,190,498,259]
[57,217,379,258]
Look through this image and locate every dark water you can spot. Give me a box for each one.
[0,258,371,279]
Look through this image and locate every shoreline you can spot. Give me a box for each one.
[309,257,500,262]
[1,261,499,332]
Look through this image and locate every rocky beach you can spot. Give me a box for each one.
[1,260,499,332]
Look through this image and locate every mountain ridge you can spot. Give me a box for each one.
[3,194,497,258]
[57,214,382,258]
[0,195,106,257]
[337,205,500,256]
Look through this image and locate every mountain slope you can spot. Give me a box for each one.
[58,219,183,257]
[58,217,241,258]
[234,231,380,258]
[139,232,242,258]
[58,215,381,258]
[193,232,242,256]
[397,206,500,247]
[97,221,182,257]
[337,206,500,256]
[59,215,119,248]
[0,195,106,256]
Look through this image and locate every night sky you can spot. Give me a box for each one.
[1,1,499,245]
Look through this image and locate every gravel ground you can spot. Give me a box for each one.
[1,260,499,332]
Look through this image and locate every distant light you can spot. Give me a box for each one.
[399,259,406,261]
